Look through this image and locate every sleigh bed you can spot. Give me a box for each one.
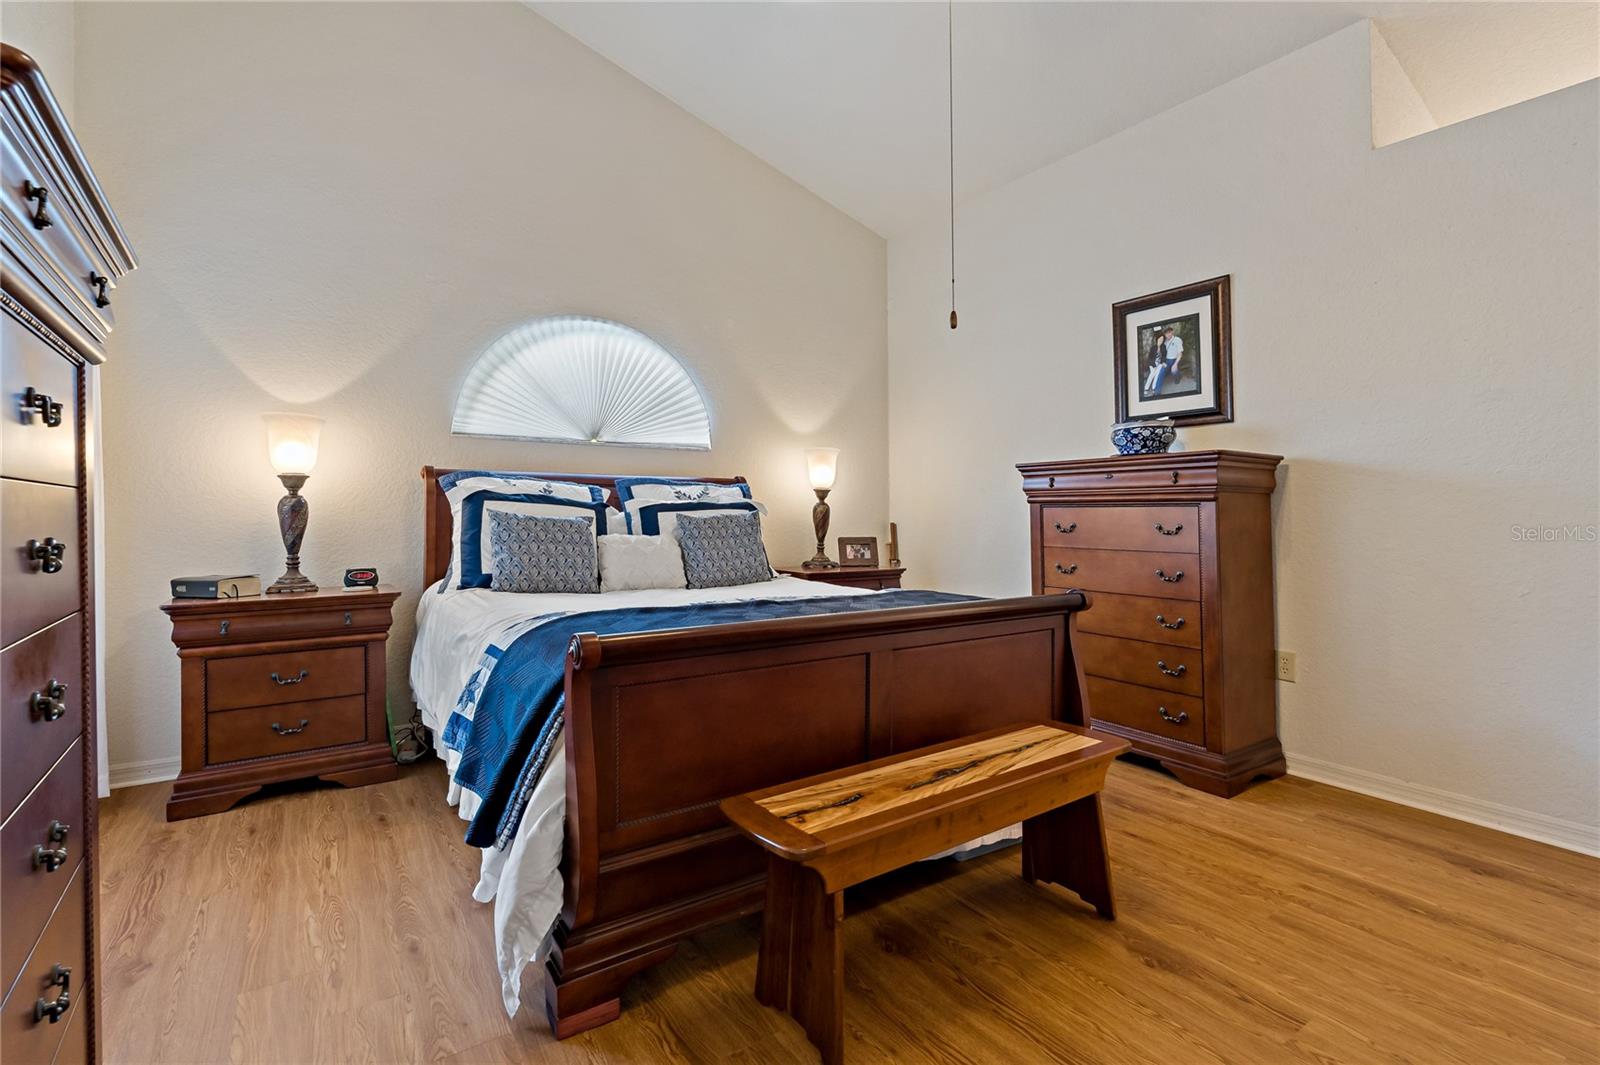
[415,467,1094,1037]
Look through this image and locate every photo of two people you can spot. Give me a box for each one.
[1137,314,1203,400]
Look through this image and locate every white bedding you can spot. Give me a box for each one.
[411,575,1019,1017]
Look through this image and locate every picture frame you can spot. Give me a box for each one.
[837,536,880,568]
[1112,274,1233,426]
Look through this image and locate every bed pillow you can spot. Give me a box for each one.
[614,477,752,506]
[440,472,605,590]
[625,499,760,538]
[487,511,599,594]
[676,511,774,590]
[597,534,688,592]
[456,493,609,590]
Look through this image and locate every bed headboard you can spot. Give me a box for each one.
[420,467,751,588]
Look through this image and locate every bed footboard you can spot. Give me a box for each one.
[543,593,1091,1037]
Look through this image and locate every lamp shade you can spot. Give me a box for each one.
[263,412,324,475]
[804,447,839,491]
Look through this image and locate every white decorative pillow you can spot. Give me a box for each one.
[598,534,688,592]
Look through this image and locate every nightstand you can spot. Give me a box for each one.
[776,565,906,590]
[161,587,401,820]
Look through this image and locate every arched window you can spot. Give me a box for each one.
[451,316,712,450]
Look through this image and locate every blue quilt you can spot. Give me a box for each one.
[444,590,978,847]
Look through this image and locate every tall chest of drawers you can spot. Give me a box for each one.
[1018,450,1284,797]
[2,45,137,1065]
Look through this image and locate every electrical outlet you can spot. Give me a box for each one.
[1276,650,1297,683]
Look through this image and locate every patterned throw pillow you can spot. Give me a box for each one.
[676,511,774,590]
[487,511,598,594]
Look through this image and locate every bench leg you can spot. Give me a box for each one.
[1022,793,1117,919]
[756,859,844,1065]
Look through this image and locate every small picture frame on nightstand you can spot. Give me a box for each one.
[837,537,880,567]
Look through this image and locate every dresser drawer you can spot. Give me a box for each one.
[1077,633,1203,697]
[1042,505,1197,553]
[1043,547,1199,601]
[206,695,366,765]
[1,739,83,1002]
[47,1001,86,1065]
[1075,592,1200,649]
[0,863,84,1065]
[1,314,79,488]
[205,646,366,712]
[1088,677,1205,745]
[167,600,394,649]
[1,615,84,823]
[1,480,80,647]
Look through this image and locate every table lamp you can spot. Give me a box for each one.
[803,447,840,569]
[263,412,323,594]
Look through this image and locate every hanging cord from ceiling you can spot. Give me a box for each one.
[948,0,958,330]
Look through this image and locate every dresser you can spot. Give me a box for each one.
[161,588,401,820]
[1018,450,1284,796]
[2,45,138,1065]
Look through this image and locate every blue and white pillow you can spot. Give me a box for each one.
[488,511,599,594]
[439,471,608,590]
[458,496,609,589]
[627,499,760,539]
[676,511,774,590]
[614,477,752,506]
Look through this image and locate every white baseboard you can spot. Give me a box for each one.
[1285,752,1600,858]
[109,757,180,790]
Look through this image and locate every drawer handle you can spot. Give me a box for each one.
[26,537,66,574]
[271,718,310,736]
[32,821,69,873]
[33,965,71,1024]
[1154,568,1184,584]
[30,679,68,721]
[1155,614,1185,630]
[23,182,54,230]
[1055,562,1077,575]
[1153,522,1184,536]
[1157,706,1189,725]
[270,669,309,686]
[1156,660,1187,678]
[21,387,64,427]
[90,272,110,308]
[1053,521,1077,534]
[219,619,230,635]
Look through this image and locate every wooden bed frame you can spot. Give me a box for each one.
[420,467,1094,1038]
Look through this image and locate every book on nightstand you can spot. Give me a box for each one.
[170,573,262,599]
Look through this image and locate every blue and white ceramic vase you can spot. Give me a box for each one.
[1110,418,1176,455]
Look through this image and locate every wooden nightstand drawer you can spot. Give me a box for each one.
[167,600,394,649]
[206,695,366,765]
[205,647,365,712]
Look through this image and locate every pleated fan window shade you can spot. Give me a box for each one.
[451,317,712,450]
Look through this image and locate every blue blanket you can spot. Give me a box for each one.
[444,590,978,847]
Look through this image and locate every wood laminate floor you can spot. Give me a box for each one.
[100,760,1599,1064]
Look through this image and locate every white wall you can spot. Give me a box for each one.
[71,2,888,783]
[888,23,1598,850]
[1,1,74,118]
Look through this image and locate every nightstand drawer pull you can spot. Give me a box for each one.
[21,387,63,427]
[1153,522,1184,536]
[270,669,309,686]
[1053,521,1076,534]
[1154,568,1184,584]
[270,719,310,736]
[1154,614,1184,630]
[30,679,68,721]
[1156,660,1187,678]
[33,965,71,1024]
[26,537,66,574]
[1157,706,1189,725]
[1055,562,1077,575]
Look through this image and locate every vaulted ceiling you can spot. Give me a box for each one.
[533,2,1480,237]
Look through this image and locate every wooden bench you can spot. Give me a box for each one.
[720,722,1130,1064]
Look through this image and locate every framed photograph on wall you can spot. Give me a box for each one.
[1113,274,1233,426]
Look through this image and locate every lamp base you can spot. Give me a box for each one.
[800,557,839,570]
[803,490,837,568]
[266,572,319,595]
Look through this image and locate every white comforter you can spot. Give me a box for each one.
[411,576,879,1014]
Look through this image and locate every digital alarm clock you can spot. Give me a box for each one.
[343,567,380,589]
